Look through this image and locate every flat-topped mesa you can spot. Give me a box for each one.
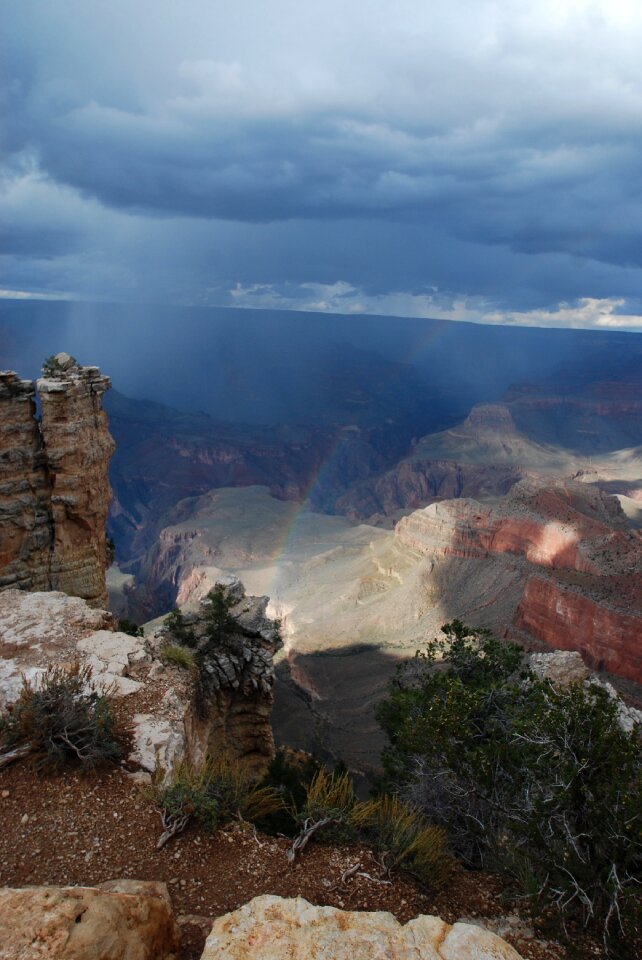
[0,353,114,609]
[461,402,519,435]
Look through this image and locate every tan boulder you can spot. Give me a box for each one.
[202,895,524,960]
[0,882,180,960]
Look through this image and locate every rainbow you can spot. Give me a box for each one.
[263,317,453,592]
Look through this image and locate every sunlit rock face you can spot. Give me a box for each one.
[395,478,642,683]
[203,895,525,960]
[0,882,180,960]
[395,479,628,574]
[0,354,114,608]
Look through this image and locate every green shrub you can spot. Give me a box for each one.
[42,354,76,377]
[163,608,196,647]
[117,618,143,637]
[202,585,238,652]
[205,752,285,823]
[256,748,321,835]
[153,758,221,843]
[376,621,642,949]
[0,663,123,770]
[302,767,357,823]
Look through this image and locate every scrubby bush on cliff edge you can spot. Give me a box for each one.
[0,663,123,770]
[376,620,642,952]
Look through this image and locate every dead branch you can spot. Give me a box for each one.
[0,743,32,769]
[341,862,362,883]
[355,870,392,885]
[156,809,190,850]
[287,816,339,863]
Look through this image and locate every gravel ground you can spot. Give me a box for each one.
[0,760,620,960]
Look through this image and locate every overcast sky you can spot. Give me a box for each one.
[2,0,642,329]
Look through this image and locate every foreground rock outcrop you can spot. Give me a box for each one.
[0,881,180,960]
[0,354,114,609]
[0,577,281,781]
[203,895,524,960]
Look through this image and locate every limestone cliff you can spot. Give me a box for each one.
[0,353,114,608]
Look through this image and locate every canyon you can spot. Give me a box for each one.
[2,344,641,778]
[0,334,640,959]
[109,379,641,775]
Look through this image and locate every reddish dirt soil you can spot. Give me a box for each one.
[0,761,623,960]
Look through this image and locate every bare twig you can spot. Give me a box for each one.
[341,862,362,883]
[355,871,392,885]
[0,743,32,769]
[156,809,190,850]
[287,816,339,863]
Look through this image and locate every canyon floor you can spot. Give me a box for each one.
[0,759,620,960]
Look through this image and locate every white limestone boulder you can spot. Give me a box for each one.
[202,895,524,960]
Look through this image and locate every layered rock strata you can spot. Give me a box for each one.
[157,576,282,777]
[0,354,114,608]
[395,479,642,684]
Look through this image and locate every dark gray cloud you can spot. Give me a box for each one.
[2,0,642,327]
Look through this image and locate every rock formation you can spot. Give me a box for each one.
[0,881,180,960]
[156,576,282,777]
[395,478,642,684]
[515,577,642,683]
[202,895,524,960]
[0,353,114,609]
[0,576,281,781]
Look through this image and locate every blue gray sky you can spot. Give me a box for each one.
[2,0,642,329]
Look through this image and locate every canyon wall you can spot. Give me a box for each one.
[395,479,642,684]
[514,577,642,682]
[0,354,114,608]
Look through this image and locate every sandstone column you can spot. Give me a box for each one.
[0,354,115,609]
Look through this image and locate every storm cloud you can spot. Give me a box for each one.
[2,0,642,326]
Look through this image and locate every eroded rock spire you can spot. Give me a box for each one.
[0,353,114,608]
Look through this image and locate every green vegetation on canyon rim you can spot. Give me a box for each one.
[376,621,642,953]
[0,664,123,770]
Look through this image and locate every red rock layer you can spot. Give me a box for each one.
[515,576,642,683]
[395,490,620,575]
[395,480,642,684]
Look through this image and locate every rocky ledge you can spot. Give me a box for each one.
[0,575,282,781]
